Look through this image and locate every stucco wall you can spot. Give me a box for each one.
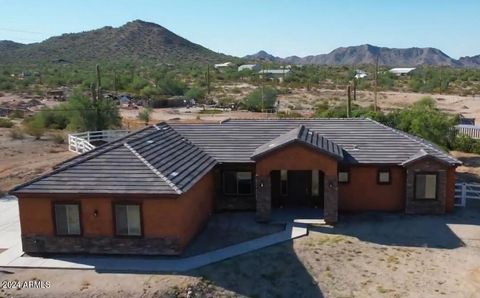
[254,142,339,223]
[17,171,215,255]
[338,166,406,212]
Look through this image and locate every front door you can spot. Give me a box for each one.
[271,170,324,208]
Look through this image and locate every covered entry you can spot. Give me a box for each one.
[271,170,324,208]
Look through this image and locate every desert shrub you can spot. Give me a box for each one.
[9,128,24,140]
[241,87,278,112]
[52,133,65,144]
[0,118,13,128]
[185,86,205,101]
[24,117,45,139]
[137,107,153,124]
[8,110,24,119]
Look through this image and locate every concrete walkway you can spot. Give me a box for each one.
[0,222,308,272]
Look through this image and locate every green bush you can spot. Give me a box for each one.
[241,87,278,112]
[137,107,153,124]
[185,86,205,100]
[24,117,45,139]
[0,118,14,128]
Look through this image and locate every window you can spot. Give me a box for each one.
[378,169,391,184]
[338,170,349,183]
[223,171,252,195]
[54,203,81,235]
[280,170,288,196]
[415,173,437,200]
[115,204,142,236]
[311,170,320,196]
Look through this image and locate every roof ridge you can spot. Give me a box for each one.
[124,142,182,195]
[365,118,461,164]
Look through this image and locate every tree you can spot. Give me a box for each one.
[242,87,278,112]
[185,86,206,101]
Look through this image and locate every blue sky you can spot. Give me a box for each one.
[0,0,478,58]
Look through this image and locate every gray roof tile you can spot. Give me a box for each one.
[251,125,344,160]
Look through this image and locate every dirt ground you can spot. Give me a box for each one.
[0,127,75,193]
[2,209,480,298]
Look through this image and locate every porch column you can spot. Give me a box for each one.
[255,174,271,222]
[324,174,338,224]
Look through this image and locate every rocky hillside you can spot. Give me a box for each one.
[0,20,232,65]
[246,44,477,67]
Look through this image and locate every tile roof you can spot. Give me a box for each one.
[170,118,461,165]
[251,125,344,160]
[12,118,460,195]
[12,123,217,195]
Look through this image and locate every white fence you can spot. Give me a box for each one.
[456,125,480,139]
[455,182,480,207]
[68,130,129,154]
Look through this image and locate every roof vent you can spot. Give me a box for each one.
[307,131,313,135]
[268,143,276,148]
[352,145,360,151]
[146,140,154,144]
[162,127,168,130]
[170,172,179,177]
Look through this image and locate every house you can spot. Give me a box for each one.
[259,69,291,82]
[389,68,416,76]
[354,69,368,79]
[238,64,260,72]
[11,119,460,255]
[214,62,234,69]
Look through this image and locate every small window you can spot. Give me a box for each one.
[115,204,142,236]
[338,170,349,183]
[378,169,391,184]
[223,171,253,195]
[54,203,81,236]
[280,170,288,196]
[415,173,437,200]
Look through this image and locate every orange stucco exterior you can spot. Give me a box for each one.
[338,166,406,212]
[255,143,338,176]
[17,171,215,251]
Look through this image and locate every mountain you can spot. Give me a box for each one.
[243,50,281,62]
[245,44,472,67]
[0,20,232,65]
[458,55,480,68]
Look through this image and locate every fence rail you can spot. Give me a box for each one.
[455,182,480,207]
[68,130,129,154]
[456,125,480,139]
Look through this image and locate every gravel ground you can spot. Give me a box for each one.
[2,208,480,298]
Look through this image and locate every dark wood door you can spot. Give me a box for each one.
[285,171,311,206]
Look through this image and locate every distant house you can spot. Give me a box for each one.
[354,69,368,79]
[214,62,234,69]
[118,95,131,107]
[389,68,416,76]
[238,64,260,72]
[259,69,291,81]
[11,119,461,256]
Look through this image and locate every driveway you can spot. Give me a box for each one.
[0,195,20,250]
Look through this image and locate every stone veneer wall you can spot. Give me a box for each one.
[22,235,182,255]
[405,158,449,214]
[323,175,338,223]
[255,175,271,222]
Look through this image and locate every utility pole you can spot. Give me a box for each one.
[347,85,352,118]
[96,64,102,101]
[206,64,210,103]
[353,78,357,101]
[261,62,265,113]
[374,55,379,112]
